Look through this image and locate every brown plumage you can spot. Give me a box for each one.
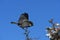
[11,12,33,29]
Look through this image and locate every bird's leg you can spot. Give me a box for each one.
[24,27,31,40]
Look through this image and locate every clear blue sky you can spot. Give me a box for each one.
[0,0,60,40]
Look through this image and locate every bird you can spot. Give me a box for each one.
[11,12,33,29]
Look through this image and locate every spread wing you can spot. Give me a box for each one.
[18,13,29,25]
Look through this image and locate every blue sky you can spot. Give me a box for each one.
[0,0,60,40]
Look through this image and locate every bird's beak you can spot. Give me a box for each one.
[11,22,17,24]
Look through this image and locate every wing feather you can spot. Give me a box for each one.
[18,13,29,25]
